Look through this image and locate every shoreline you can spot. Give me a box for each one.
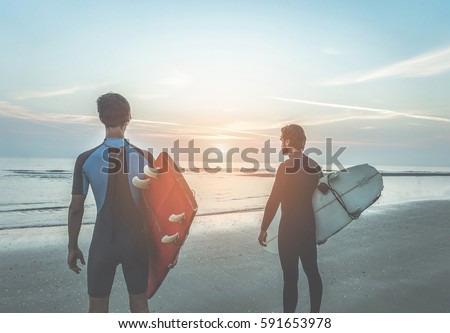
[1,198,449,231]
[238,171,450,177]
[1,200,450,313]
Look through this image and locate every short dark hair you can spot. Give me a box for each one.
[281,124,306,150]
[97,93,131,128]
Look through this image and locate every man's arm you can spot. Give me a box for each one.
[258,164,284,246]
[67,195,86,274]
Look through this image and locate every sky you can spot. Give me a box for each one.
[1,0,450,168]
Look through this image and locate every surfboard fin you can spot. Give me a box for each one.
[161,233,179,244]
[144,165,160,179]
[168,255,179,269]
[132,176,150,189]
[169,212,185,223]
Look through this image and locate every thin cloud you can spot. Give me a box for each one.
[326,46,450,85]
[0,101,271,140]
[14,81,116,100]
[189,134,248,140]
[0,101,97,124]
[264,96,450,124]
[0,101,96,134]
[131,118,184,127]
[0,102,179,128]
[0,101,29,119]
[223,120,286,132]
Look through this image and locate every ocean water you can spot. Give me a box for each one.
[1,158,450,230]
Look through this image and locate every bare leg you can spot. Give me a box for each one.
[129,292,149,313]
[89,296,110,313]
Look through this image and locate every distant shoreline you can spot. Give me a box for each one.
[380,172,450,176]
[237,171,450,177]
[3,168,450,177]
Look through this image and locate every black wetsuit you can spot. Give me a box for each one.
[72,138,151,298]
[261,151,323,312]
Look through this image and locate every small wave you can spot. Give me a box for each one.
[5,169,72,176]
[6,169,71,173]
[228,195,268,201]
[0,221,95,231]
[237,173,275,177]
[196,206,264,217]
[0,201,60,209]
[0,206,68,213]
[4,169,72,180]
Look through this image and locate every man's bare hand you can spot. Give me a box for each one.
[317,238,328,245]
[67,248,85,274]
[258,230,267,247]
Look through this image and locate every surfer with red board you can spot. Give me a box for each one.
[68,92,198,312]
[67,93,153,312]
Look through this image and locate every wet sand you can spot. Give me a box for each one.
[0,200,449,313]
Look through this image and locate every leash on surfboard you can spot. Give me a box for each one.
[324,171,382,220]
[325,172,362,220]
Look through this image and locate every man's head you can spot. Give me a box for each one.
[97,93,131,128]
[281,124,306,151]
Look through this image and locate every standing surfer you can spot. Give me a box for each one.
[67,93,151,312]
[258,124,323,313]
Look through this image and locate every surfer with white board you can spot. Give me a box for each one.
[258,124,323,313]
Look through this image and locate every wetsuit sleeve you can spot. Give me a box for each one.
[71,154,89,195]
[304,157,323,187]
[315,165,324,182]
[305,163,323,197]
[261,163,284,232]
[317,164,324,178]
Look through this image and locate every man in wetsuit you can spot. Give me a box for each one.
[258,124,323,313]
[67,93,151,312]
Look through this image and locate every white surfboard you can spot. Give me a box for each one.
[265,164,383,254]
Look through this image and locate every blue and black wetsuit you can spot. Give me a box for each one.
[261,151,323,312]
[72,138,151,298]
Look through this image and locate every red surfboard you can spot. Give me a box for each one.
[132,152,198,298]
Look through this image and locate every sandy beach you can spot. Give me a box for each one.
[0,200,449,313]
